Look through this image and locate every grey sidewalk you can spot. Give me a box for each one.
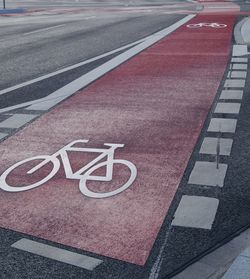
[172,228,250,279]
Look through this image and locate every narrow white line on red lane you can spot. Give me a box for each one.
[0,14,195,114]
[12,238,103,270]
[24,24,66,35]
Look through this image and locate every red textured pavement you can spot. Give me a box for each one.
[0,14,235,265]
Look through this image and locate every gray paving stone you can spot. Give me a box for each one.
[0,132,8,140]
[232,45,248,57]
[200,137,233,156]
[208,118,237,133]
[222,256,250,279]
[224,79,245,88]
[232,64,248,70]
[220,90,243,100]
[214,103,241,114]
[171,195,219,230]
[0,114,38,129]
[172,261,217,279]
[188,161,227,187]
[231,57,248,63]
[229,71,247,78]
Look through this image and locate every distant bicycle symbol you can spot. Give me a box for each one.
[186,22,227,28]
[0,140,137,199]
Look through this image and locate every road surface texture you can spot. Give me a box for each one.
[0,1,250,279]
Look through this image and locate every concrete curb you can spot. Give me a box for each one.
[222,245,250,279]
[234,16,250,45]
[0,8,26,14]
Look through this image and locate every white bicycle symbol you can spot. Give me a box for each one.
[186,22,227,28]
[0,140,137,199]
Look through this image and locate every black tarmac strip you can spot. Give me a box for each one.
[1,15,250,279]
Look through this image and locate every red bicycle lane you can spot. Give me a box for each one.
[0,14,235,266]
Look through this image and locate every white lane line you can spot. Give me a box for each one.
[214,102,241,114]
[229,71,247,78]
[200,137,233,156]
[188,161,228,187]
[0,38,144,96]
[0,114,38,129]
[0,14,195,114]
[220,90,243,100]
[24,24,65,35]
[171,195,219,230]
[231,58,248,63]
[232,64,248,70]
[12,238,103,270]
[224,79,246,88]
[208,118,237,133]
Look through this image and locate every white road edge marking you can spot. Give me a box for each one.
[0,14,195,114]
[24,24,66,35]
[0,38,145,96]
[11,238,103,270]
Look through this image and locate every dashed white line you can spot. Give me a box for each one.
[172,195,219,230]
[12,238,103,270]
[24,24,65,35]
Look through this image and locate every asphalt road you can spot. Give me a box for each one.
[0,10,184,104]
[1,2,250,279]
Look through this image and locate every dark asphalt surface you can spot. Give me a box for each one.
[0,12,183,91]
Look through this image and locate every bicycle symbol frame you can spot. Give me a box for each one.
[0,140,137,199]
[186,22,227,28]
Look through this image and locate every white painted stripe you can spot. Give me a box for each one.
[232,45,248,57]
[232,64,248,70]
[172,195,219,230]
[0,14,195,114]
[0,132,8,140]
[208,118,237,133]
[188,161,228,187]
[12,238,103,270]
[200,137,233,156]
[24,24,65,35]
[0,114,38,128]
[220,90,243,100]
[214,102,241,114]
[224,79,245,88]
[229,71,247,78]
[0,39,145,96]
[231,58,248,63]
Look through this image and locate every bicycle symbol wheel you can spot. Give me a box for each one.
[0,156,60,192]
[79,159,137,198]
